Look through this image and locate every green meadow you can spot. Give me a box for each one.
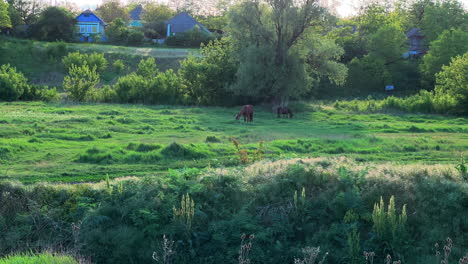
[1,101,466,184]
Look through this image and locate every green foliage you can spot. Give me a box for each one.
[45,41,68,61]
[113,58,181,104]
[178,38,237,105]
[420,28,468,88]
[371,196,408,256]
[113,73,147,103]
[62,51,108,73]
[347,226,361,264]
[172,193,195,231]
[166,27,215,47]
[141,3,174,38]
[106,18,129,44]
[127,30,144,46]
[20,84,59,101]
[0,1,11,28]
[112,59,125,73]
[368,23,407,64]
[434,53,468,115]
[455,156,467,180]
[0,253,77,264]
[33,7,75,41]
[136,57,158,78]
[63,64,100,102]
[95,0,129,23]
[420,0,468,43]
[227,0,344,103]
[0,64,29,101]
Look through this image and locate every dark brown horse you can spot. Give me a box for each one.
[235,105,254,122]
[277,106,293,118]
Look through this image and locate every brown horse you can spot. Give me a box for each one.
[235,105,254,122]
[277,106,293,118]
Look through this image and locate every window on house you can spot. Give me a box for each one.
[92,25,98,33]
[87,25,92,33]
[80,25,86,33]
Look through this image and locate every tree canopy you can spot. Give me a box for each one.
[0,0,11,28]
[33,6,75,41]
[95,0,129,23]
[227,0,345,103]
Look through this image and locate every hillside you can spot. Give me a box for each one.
[0,37,198,87]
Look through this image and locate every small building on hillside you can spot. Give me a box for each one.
[404,28,425,58]
[165,12,210,37]
[76,10,107,42]
[129,5,144,28]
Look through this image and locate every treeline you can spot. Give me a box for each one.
[0,160,466,263]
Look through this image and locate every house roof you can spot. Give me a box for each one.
[406,28,423,38]
[166,12,209,33]
[129,5,143,20]
[77,9,106,24]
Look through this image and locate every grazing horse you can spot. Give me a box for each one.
[235,105,254,122]
[277,106,293,118]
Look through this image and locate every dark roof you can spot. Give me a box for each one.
[166,12,209,33]
[129,5,143,20]
[406,28,423,38]
[77,9,106,23]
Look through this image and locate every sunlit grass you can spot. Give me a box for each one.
[0,101,466,183]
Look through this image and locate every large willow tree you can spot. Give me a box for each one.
[227,0,347,104]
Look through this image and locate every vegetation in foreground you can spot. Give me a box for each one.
[0,101,466,183]
[0,158,466,263]
[0,253,78,264]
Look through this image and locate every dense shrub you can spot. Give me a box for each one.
[334,86,467,116]
[113,73,148,103]
[0,64,29,101]
[434,53,468,115]
[62,52,108,72]
[420,28,468,88]
[0,160,466,263]
[113,58,182,104]
[20,84,60,102]
[166,28,216,47]
[63,64,100,102]
[112,59,125,73]
[33,7,75,41]
[136,57,158,78]
[45,41,68,61]
[127,30,145,46]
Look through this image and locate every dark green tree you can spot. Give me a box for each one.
[6,0,43,26]
[420,28,468,88]
[227,0,345,104]
[106,18,129,44]
[419,0,467,44]
[34,6,75,41]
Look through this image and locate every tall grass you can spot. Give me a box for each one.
[0,253,77,264]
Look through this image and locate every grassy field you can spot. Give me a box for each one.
[0,101,466,184]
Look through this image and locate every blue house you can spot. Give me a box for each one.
[129,5,144,28]
[165,12,210,37]
[76,10,107,42]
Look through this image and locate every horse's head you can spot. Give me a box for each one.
[235,113,241,120]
